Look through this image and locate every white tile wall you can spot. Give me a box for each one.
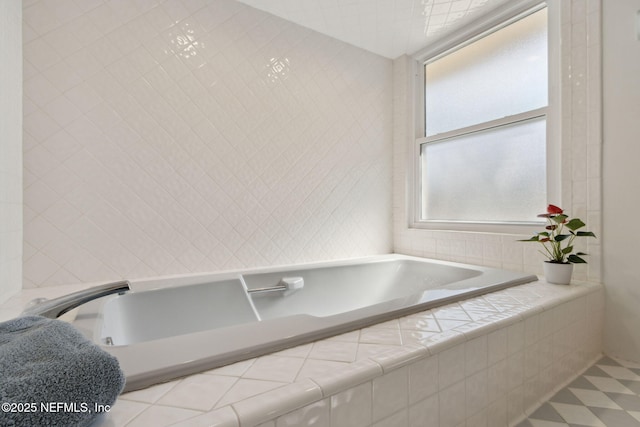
[0,0,23,303]
[22,0,393,288]
[392,0,603,284]
[208,281,600,427]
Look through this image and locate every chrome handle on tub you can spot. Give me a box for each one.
[247,277,304,295]
[22,280,131,319]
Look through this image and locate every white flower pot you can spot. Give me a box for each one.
[543,262,574,285]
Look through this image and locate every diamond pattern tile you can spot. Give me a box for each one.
[23,0,393,288]
[0,2,22,303]
[520,357,640,427]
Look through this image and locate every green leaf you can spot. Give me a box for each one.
[552,214,568,224]
[565,218,586,231]
[576,231,596,237]
[568,254,588,263]
[576,252,588,255]
[539,232,549,237]
[517,236,540,242]
[554,234,571,242]
[562,246,574,254]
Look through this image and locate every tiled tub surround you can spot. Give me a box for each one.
[22,0,393,289]
[69,255,536,392]
[0,279,603,426]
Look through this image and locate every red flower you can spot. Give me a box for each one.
[547,204,563,214]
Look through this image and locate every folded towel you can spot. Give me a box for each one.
[0,316,125,427]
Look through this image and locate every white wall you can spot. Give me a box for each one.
[22,0,393,287]
[0,1,22,303]
[602,0,640,362]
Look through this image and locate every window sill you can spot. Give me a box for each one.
[409,220,545,235]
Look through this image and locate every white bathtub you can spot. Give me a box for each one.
[72,255,536,391]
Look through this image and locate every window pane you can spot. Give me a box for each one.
[425,8,548,137]
[421,117,546,222]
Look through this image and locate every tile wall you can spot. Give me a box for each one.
[249,284,603,427]
[601,0,640,364]
[0,0,23,303]
[22,0,393,288]
[393,0,603,283]
[69,279,600,427]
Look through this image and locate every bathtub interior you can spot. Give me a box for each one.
[100,278,258,346]
[246,259,481,320]
[70,255,538,391]
[95,258,506,347]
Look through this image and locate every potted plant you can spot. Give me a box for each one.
[519,204,596,285]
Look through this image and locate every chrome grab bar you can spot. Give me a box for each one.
[247,284,288,294]
[22,280,131,319]
[247,277,304,295]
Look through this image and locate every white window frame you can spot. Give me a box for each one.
[407,0,562,234]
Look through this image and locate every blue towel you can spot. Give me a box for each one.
[0,316,125,427]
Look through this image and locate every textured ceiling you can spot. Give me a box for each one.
[236,0,513,59]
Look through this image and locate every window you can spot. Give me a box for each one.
[415,6,550,228]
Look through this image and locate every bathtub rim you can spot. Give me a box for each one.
[109,253,481,293]
[72,254,538,392]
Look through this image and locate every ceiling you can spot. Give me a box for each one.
[236,0,513,59]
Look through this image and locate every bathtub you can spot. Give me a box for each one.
[72,255,536,392]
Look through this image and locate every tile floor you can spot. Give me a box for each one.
[518,356,640,427]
